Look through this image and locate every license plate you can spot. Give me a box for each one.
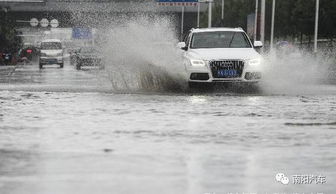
[217,69,237,77]
[48,60,57,64]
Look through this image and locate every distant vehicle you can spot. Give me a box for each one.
[20,47,36,61]
[275,41,301,58]
[69,47,80,66]
[1,51,12,65]
[177,27,264,87]
[74,47,103,70]
[39,39,64,69]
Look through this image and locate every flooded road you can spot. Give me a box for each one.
[0,61,336,194]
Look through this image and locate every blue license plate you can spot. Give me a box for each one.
[48,60,57,64]
[217,69,237,77]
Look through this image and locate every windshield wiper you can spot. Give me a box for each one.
[228,32,236,48]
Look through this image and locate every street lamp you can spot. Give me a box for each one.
[260,0,265,50]
[314,0,319,53]
[270,0,276,51]
[221,0,224,21]
[199,0,213,28]
[254,0,258,41]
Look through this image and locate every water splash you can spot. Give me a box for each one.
[100,16,188,92]
[260,48,335,95]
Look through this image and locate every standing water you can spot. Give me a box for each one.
[0,5,336,194]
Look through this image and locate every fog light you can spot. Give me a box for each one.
[190,73,209,80]
[245,72,262,80]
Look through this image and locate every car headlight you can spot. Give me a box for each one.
[247,58,262,66]
[190,59,206,67]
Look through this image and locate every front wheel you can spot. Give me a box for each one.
[76,63,81,70]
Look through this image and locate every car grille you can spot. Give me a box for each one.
[209,60,244,78]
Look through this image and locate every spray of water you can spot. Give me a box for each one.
[260,48,334,95]
[99,16,188,92]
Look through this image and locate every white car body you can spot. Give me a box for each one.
[39,39,64,68]
[179,28,264,83]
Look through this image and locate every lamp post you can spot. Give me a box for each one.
[181,6,184,40]
[197,2,200,27]
[270,0,276,51]
[198,0,213,28]
[221,0,224,21]
[260,0,265,51]
[254,0,258,41]
[314,0,319,53]
[208,0,212,27]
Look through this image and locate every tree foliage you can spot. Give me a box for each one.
[200,0,336,41]
[0,7,22,52]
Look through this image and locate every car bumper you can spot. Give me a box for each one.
[40,57,63,64]
[186,64,263,83]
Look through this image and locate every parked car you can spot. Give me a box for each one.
[1,51,12,65]
[74,47,103,70]
[69,47,80,66]
[39,39,64,69]
[177,27,264,88]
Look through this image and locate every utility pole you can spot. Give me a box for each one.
[197,2,200,27]
[270,0,276,51]
[181,6,184,41]
[221,0,224,20]
[260,0,265,51]
[314,0,319,53]
[198,0,213,28]
[208,0,212,28]
[254,0,258,42]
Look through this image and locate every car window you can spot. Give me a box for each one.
[41,42,62,50]
[80,47,96,53]
[230,32,251,48]
[190,31,252,49]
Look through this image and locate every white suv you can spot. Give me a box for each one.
[39,39,64,69]
[178,28,264,87]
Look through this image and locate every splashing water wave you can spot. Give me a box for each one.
[260,49,335,95]
[101,16,188,92]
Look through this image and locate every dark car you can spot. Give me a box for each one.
[74,47,103,70]
[1,50,13,65]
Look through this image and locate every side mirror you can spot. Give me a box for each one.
[177,42,187,50]
[254,41,263,48]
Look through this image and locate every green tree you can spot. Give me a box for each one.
[319,0,336,40]
[200,0,255,30]
[0,7,22,52]
[197,0,336,42]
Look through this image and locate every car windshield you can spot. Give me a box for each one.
[190,31,252,49]
[80,47,97,53]
[41,42,62,50]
